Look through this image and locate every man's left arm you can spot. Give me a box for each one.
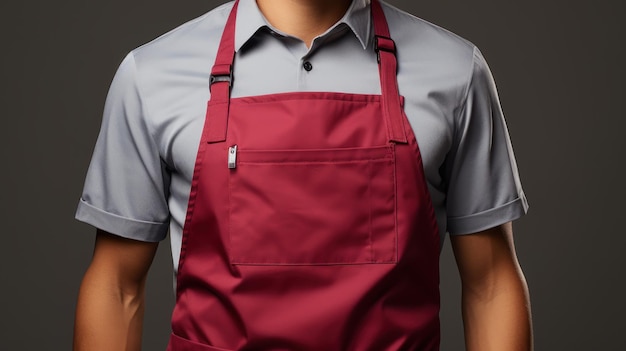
[450,221,533,351]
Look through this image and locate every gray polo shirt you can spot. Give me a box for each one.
[76,0,528,271]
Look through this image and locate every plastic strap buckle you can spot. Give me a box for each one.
[209,73,232,90]
[374,35,396,63]
[209,64,233,91]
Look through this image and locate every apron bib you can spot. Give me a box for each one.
[168,1,440,349]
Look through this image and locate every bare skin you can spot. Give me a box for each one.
[451,222,533,350]
[74,1,532,350]
[74,230,158,351]
[256,0,352,48]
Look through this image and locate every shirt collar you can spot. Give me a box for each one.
[234,0,372,52]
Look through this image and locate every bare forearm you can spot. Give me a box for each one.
[461,270,532,351]
[73,266,146,351]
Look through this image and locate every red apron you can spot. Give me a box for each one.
[168,1,440,350]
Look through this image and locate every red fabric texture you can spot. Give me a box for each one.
[168,1,441,350]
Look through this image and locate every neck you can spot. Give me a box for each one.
[256,0,353,48]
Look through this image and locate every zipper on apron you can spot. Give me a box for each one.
[228,145,238,169]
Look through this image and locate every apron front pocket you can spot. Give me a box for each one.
[228,145,397,265]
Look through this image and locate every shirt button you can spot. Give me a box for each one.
[303,61,313,71]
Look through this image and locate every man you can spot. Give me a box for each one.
[74,0,532,350]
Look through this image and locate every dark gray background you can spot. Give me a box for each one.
[1,0,624,350]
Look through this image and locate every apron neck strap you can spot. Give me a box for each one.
[206,0,407,144]
[371,0,407,143]
[205,0,239,144]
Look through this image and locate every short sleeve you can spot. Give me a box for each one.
[75,53,171,242]
[444,47,528,235]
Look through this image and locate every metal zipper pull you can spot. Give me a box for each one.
[228,145,238,169]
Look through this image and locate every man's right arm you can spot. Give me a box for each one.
[74,229,159,351]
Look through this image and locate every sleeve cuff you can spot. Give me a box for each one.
[75,199,169,242]
[447,192,529,235]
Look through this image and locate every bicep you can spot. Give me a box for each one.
[450,222,523,290]
[88,229,159,288]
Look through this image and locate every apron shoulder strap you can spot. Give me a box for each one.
[206,0,407,144]
[371,0,408,143]
[205,0,239,144]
